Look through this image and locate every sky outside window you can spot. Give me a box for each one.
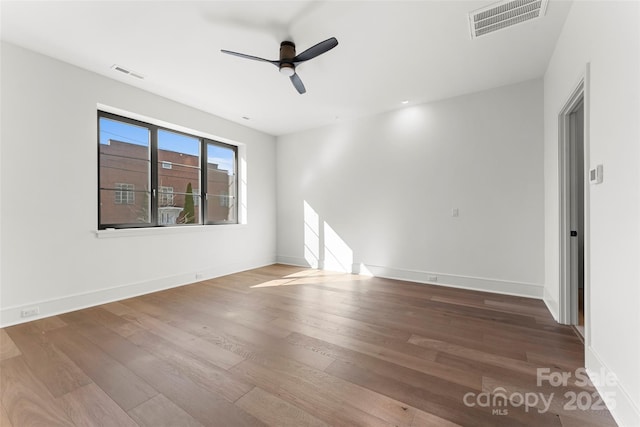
[100,118,234,173]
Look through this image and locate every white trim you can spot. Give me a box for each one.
[96,223,247,238]
[276,255,312,268]
[543,287,560,321]
[557,64,590,328]
[582,64,592,346]
[586,346,640,427]
[0,257,275,327]
[276,256,543,299]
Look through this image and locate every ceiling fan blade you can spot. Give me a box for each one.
[293,37,338,63]
[290,73,306,94]
[221,50,279,66]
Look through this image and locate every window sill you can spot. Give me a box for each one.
[95,224,246,239]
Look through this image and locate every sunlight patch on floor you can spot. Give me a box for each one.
[250,278,298,288]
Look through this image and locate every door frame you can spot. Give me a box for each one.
[558,64,591,344]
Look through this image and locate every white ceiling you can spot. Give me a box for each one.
[0,0,572,136]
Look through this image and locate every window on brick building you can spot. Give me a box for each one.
[98,111,238,229]
[114,183,135,205]
[158,186,174,206]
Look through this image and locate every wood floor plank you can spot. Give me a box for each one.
[483,297,555,318]
[128,394,204,427]
[408,333,546,378]
[170,313,336,371]
[0,403,13,427]
[45,325,158,411]
[78,302,246,373]
[338,286,543,330]
[166,284,291,337]
[236,387,329,427]
[25,316,67,333]
[325,357,546,427]
[4,323,92,397]
[262,304,412,341]
[57,383,138,427]
[69,320,266,427]
[263,306,413,349]
[526,349,585,371]
[0,356,73,426]
[230,359,392,427]
[271,317,480,390]
[286,332,479,403]
[559,413,615,427]
[101,300,137,316]
[125,295,335,372]
[281,296,529,360]
[126,328,254,402]
[119,299,245,370]
[234,349,418,426]
[0,329,21,361]
[411,409,464,427]
[481,324,583,352]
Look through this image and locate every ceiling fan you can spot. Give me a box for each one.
[221,37,338,94]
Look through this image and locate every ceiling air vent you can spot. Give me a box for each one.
[468,0,549,38]
[111,64,144,79]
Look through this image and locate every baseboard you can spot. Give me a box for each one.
[275,255,544,299]
[543,287,560,321]
[276,255,316,268]
[586,346,640,427]
[0,257,275,327]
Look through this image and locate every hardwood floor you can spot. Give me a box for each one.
[0,264,617,426]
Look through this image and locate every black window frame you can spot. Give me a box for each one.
[98,111,238,230]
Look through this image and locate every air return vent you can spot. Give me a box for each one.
[111,64,144,79]
[468,0,549,38]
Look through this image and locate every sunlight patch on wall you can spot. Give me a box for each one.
[304,200,320,268]
[303,200,355,273]
[356,263,374,276]
[323,221,353,273]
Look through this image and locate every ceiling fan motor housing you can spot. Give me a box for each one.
[279,41,296,76]
[221,37,337,94]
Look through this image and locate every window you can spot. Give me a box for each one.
[98,111,238,229]
[193,188,200,207]
[158,186,174,206]
[206,141,237,223]
[114,183,135,205]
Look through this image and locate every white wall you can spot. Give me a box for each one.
[0,42,277,326]
[277,79,545,298]
[543,2,640,425]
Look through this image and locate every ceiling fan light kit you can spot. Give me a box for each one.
[221,37,338,94]
[278,41,296,77]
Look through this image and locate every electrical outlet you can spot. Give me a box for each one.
[21,307,40,318]
[195,273,204,280]
[427,275,438,282]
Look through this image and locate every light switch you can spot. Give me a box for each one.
[452,208,459,217]
[589,164,603,184]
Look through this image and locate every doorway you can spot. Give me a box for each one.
[558,74,589,334]
[569,100,585,333]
